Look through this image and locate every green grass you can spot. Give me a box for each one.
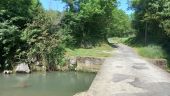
[108,37,132,44]
[66,44,113,58]
[134,45,167,59]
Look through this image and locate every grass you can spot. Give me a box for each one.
[108,37,133,44]
[134,45,167,59]
[65,44,113,58]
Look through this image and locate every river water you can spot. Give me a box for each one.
[0,72,96,96]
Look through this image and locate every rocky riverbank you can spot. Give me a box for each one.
[2,56,105,74]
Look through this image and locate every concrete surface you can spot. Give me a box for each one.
[86,44,170,96]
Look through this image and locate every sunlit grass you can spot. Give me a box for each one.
[108,37,130,44]
[66,44,113,58]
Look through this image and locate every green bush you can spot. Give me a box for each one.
[21,11,68,71]
[0,22,22,70]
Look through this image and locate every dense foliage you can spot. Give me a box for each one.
[61,0,118,47]
[129,0,170,66]
[0,0,66,71]
[108,9,133,37]
[130,0,170,44]
[0,0,39,70]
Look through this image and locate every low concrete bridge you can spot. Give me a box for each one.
[85,44,170,96]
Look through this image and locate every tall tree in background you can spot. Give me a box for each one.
[108,9,133,37]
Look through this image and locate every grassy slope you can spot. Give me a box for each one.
[134,45,167,59]
[66,44,113,58]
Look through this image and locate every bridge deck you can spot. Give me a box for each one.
[86,44,170,96]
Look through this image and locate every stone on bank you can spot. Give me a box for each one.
[15,63,31,73]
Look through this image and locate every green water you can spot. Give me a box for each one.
[0,72,96,96]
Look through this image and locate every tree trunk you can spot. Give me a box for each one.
[145,22,148,45]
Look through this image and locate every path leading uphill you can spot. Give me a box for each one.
[86,44,170,96]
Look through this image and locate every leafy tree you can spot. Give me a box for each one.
[61,0,117,48]
[22,10,67,70]
[108,9,133,37]
[0,0,41,29]
[130,0,170,44]
[0,0,39,70]
[0,22,21,70]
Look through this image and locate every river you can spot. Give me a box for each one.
[0,71,96,96]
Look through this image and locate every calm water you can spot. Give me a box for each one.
[0,72,96,96]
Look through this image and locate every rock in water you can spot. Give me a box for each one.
[15,63,31,73]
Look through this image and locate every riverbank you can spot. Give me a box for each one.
[1,43,114,74]
[1,56,107,74]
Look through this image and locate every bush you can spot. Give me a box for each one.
[21,11,68,71]
[0,22,22,70]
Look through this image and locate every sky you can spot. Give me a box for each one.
[40,0,133,15]
[40,0,66,11]
[117,0,134,15]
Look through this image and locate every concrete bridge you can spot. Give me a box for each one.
[85,44,170,96]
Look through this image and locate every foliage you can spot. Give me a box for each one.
[130,0,170,43]
[0,22,21,70]
[0,0,40,70]
[21,9,69,70]
[0,0,67,71]
[129,0,170,67]
[0,0,41,29]
[108,9,134,37]
[61,0,117,48]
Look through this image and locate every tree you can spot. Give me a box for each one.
[130,0,170,44]
[61,0,117,47]
[0,23,20,70]
[0,0,39,70]
[22,10,67,70]
[108,9,133,37]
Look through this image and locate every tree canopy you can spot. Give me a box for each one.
[61,0,118,47]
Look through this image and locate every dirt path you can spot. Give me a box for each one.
[85,44,170,96]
